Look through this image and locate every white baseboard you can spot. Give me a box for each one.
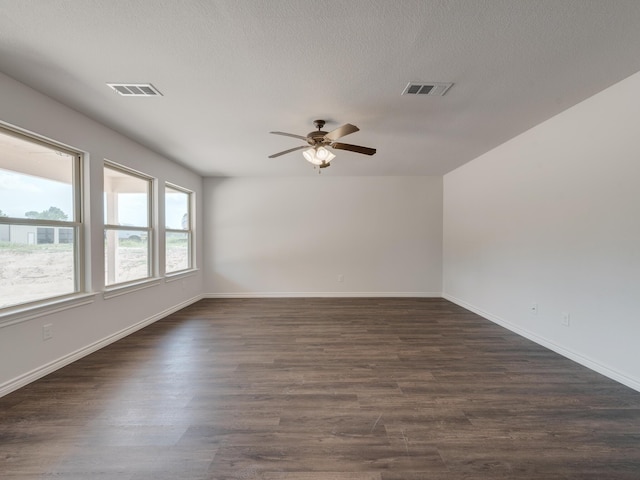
[443,293,640,393]
[0,294,204,398]
[204,291,442,298]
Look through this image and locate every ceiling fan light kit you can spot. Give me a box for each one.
[303,146,336,167]
[269,119,376,169]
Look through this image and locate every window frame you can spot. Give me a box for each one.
[164,182,194,275]
[0,124,85,314]
[103,160,154,288]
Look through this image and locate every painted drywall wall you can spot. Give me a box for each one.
[443,71,640,391]
[204,176,442,296]
[0,72,204,395]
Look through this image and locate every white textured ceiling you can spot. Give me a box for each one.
[1,0,640,177]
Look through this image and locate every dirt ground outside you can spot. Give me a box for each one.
[0,242,188,308]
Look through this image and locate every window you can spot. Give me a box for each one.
[165,184,193,274]
[0,126,83,310]
[103,163,153,286]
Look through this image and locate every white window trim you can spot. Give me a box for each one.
[0,124,86,314]
[103,277,161,299]
[165,268,199,282]
[0,293,97,329]
[164,182,194,275]
[103,160,155,287]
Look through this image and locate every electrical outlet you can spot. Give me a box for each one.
[561,312,570,327]
[530,303,538,315]
[337,274,344,283]
[42,324,53,341]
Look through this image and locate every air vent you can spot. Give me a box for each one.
[107,83,163,97]
[402,82,453,96]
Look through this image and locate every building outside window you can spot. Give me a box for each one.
[0,126,83,310]
[165,184,193,274]
[103,162,153,286]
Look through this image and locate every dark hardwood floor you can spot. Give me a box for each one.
[1,298,639,479]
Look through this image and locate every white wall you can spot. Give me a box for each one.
[0,72,204,395]
[443,71,640,391]
[204,176,442,297]
[6,60,639,396]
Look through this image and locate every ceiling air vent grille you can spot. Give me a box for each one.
[402,82,453,96]
[107,83,163,97]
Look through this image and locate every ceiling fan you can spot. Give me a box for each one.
[268,119,376,169]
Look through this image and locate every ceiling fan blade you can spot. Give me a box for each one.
[270,131,308,141]
[331,142,376,156]
[324,123,359,141]
[268,145,307,158]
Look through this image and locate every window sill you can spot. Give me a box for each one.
[165,268,199,283]
[0,293,97,329]
[103,278,162,299]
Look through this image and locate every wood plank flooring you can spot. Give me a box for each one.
[1,298,639,479]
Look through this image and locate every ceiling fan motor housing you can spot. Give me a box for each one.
[307,130,329,145]
[308,119,329,145]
